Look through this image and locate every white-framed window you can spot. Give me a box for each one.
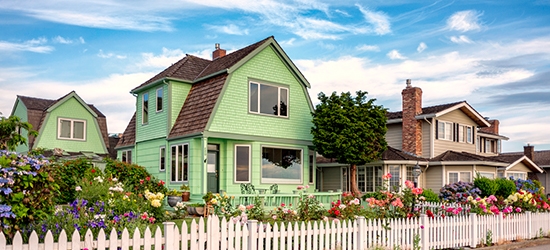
[159,146,166,171]
[142,92,149,124]
[121,150,132,163]
[437,121,453,140]
[389,165,400,191]
[466,126,472,143]
[58,118,86,140]
[156,87,163,112]
[448,171,471,183]
[477,172,495,179]
[458,125,473,143]
[261,146,302,183]
[358,166,382,192]
[249,82,289,117]
[235,145,251,183]
[507,172,527,180]
[171,144,189,182]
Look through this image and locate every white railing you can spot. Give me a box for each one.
[2,212,550,249]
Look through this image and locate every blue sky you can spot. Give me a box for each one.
[1,0,549,152]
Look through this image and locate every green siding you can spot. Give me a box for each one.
[134,139,166,180]
[208,46,313,141]
[13,101,29,153]
[34,97,106,153]
[169,81,192,128]
[136,85,168,142]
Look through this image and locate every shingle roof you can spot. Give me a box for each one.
[316,146,427,164]
[131,36,272,93]
[17,94,108,150]
[115,112,136,148]
[501,150,550,167]
[387,101,465,120]
[431,150,508,163]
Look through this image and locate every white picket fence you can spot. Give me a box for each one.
[2,212,550,250]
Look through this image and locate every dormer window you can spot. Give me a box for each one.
[249,81,288,117]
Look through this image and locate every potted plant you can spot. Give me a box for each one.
[166,189,182,207]
[181,184,191,202]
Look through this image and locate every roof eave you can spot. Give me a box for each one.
[433,102,490,127]
[478,131,510,141]
[387,118,403,124]
[429,161,509,166]
[131,77,192,94]
[506,156,544,173]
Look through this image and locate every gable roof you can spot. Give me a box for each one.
[14,92,108,150]
[501,150,550,167]
[387,101,490,127]
[430,150,543,173]
[115,112,136,149]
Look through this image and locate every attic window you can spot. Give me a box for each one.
[142,92,149,124]
[156,87,163,112]
[58,118,86,141]
[249,82,288,117]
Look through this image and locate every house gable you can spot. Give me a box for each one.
[433,109,478,156]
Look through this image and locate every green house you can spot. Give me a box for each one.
[116,37,316,198]
[10,91,110,161]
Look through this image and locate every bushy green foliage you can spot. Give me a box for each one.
[420,189,440,202]
[104,158,167,195]
[474,176,498,197]
[53,158,94,204]
[495,178,516,198]
[0,116,38,151]
[0,151,59,238]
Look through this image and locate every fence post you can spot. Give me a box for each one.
[357,216,365,250]
[248,219,258,250]
[163,221,176,249]
[420,214,428,250]
[470,213,478,248]
[527,211,532,239]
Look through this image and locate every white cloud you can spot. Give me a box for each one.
[447,10,482,32]
[387,50,407,60]
[206,24,249,35]
[52,36,86,44]
[417,42,427,53]
[356,44,380,52]
[450,35,473,44]
[0,38,53,53]
[357,4,391,35]
[280,38,296,46]
[138,48,185,68]
[97,49,127,59]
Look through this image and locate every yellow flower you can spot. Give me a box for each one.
[151,199,162,208]
[211,199,218,205]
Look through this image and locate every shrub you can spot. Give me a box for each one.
[297,193,326,221]
[0,151,59,238]
[104,158,167,195]
[439,181,481,203]
[474,176,498,197]
[53,158,94,204]
[420,189,440,202]
[495,178,516,198]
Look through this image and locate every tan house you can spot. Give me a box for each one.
[502,145,550,194]
[316,80,543,192]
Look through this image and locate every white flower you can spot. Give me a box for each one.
[94,176,104,183]
[112,177,118,182]
[339,204,347,209]
[75,186,82,191]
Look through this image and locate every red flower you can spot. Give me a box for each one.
[158,180,165,186]
[139,179,144,185]
[91,169,96,173]
[335,210,341,216]
[426,209,434,218]
[146,176,151,181]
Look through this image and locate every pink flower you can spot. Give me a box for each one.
[391,198,404,208]
[412,188,423,195]
[516,207,522,213]
[490,205,500,215]
[405,180,414,189]
[382,173,392,180]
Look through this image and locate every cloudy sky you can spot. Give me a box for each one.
[1,0,549,152]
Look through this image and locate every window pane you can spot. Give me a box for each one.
[365,166,374,192]
[406,166,414,182]
[479,172,494,179]
[127,151,132,164]
[467,127,472,143]
[445,123,452,140]
[308,151,314,184]
[375,166,383,189]
[438,122,445,139]
[235,146,250,182]
[459,125,464,142]
[460,172,471,182]
[358,167,365,192]
[183,145,188,181]
[449,173,458,183]
[261,147,301,183]
[142,93,149,124]
[60,120,71,138]
[73,121,84,139]
[249,83,258,112]
[280,88,288,117]
[259,84,278,115]
[160,147,165,171]
[156,88,163,111]
[171,146,177,181]
[389,165,400,191]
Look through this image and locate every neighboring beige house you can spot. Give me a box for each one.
[502,146,550,194]
[317,80,543,192]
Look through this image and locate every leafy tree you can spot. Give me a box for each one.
[311,91,387,196]
[0,116,38,151]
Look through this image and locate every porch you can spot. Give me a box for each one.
[228,191,342,208]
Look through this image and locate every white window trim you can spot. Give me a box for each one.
[121,150,131,163]
[170,143,189,183]
[57,118,86,141]
[156,87,163,112]
[438,120,453,141]
[506,171,527,180]
[249,81,289,118]
[447,171,471,184]
[477,171,495,179]
[466,126,473,143]
[159,146,166,171]
[260,145,303,184]
[142,92,149,124]
[234,144,251,183]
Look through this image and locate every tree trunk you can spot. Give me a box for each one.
[349,164,361,197]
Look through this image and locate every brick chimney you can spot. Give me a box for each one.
[401,79,423,156]
[212,43,226,60]
[485,120,499,134]
[524,144,535,161]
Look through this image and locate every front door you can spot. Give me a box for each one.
[207,144,219,193]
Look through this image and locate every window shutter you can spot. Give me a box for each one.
[454,123,458,142]
[435,120,439,139]
[471,127,475,144]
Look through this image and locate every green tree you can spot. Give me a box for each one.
[0,116,38,151]
[311,91,388,196]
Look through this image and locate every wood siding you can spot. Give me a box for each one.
[508,161,530,172]
[424,166,443,192]
[320,167,342,192]
[434,110,477,156]
[386,123,402,150]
